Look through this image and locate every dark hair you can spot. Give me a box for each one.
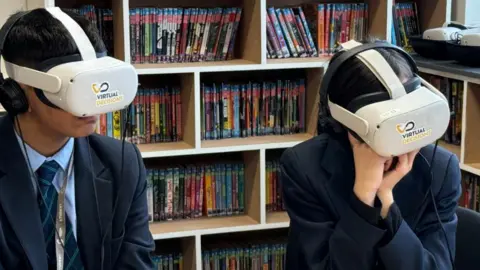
[2,8,106,68]
[318,39,416,137]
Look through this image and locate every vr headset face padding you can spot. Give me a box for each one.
[323,40,450,157]
[0,7,138,117]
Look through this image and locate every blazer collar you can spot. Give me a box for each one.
[320,134,432,220]
[0,116,113,269]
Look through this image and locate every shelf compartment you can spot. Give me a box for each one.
[394,0,449,31]
[200,228,288,269]
[55,0,126,61]
[266,211,290,224]
[152,236,196,270]
[145,150,262,237]
[265,0,388,61]
[463,82,480,176]
[131,73,196,155]
[265,148,287,218]
[200,67,322,148]
[128,0,262,67]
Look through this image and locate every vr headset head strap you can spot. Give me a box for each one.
[321,40,420,140]
[45,7,96,61]
[1,8,101,95]
[0,11,31,82]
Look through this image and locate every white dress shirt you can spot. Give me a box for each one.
[15,132,77,240]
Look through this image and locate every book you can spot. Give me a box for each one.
[201,77,307,140]
[266,159,285,213]
[202,237,288,269]
[95,86,182,144]
[147,162,245,222]
[267,3,369,58]
[423,74,464,145]
[129,7,243,64]
[391,2,421,51]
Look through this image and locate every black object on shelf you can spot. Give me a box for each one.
[409,35,456,60]
[411,54,480,80]
[446,42,480,67]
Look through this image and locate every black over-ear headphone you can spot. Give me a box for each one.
[0,10,107,116]
[318,41,422,139]
[0,11,31,116]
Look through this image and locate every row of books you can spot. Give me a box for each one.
[425,75,463,145]
[201,78,307,140]
[152,253,183,269]
[266,3,369,58]
[67,5,114,57]
[202,238,287,270]
[460,172,480,212]
[266,160,285,212]
[129,7,242,64]
[391,2,420,52]
[95,87,183,144]
[146,163,246,222]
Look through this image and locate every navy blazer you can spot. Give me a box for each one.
[0,116,155,270]
[280,133,461,270]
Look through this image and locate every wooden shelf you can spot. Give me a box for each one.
[150,215,259,237]
[461,163,480,177]
[135,60,258,75]
[266,56,330,65]
[137,141,195,156]
[266,211,289,224]
[463,82,480,176]
[201,133,313,149]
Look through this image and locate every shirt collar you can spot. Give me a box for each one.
[14,129,74,172]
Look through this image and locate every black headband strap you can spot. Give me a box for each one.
[320,42,419,99]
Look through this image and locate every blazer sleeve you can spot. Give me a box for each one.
[280,148,387,270]
[377,153,461,270]
[114,144,155,269]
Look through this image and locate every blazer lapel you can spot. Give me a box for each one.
[74,137,112,270]
[393,152,432,223]
[0,117,47,268]
[321,136,355,192]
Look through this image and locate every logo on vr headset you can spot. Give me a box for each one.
[396,120,432,144]
[92,81,124,107]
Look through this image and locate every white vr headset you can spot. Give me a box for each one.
[323,40,451,157]
[0,7,138,117]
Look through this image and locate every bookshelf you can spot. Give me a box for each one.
[16,0,477,268]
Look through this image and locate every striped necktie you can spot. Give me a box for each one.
[36,160,84,270]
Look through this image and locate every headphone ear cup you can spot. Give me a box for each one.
[0,78,29,115]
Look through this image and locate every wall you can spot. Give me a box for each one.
[0,0,27,27]
[1,0,27,81]
[452,0,480,25]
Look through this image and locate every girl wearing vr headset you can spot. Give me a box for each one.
[280,40,461,269]
[0,9,154,270]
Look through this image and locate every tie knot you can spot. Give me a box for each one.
[36,160,60,186]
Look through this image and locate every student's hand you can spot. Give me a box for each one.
[349,133,389,207]
[377,150,419,217]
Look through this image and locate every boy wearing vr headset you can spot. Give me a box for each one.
[0,8,154,270]
[280,40,460,269]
